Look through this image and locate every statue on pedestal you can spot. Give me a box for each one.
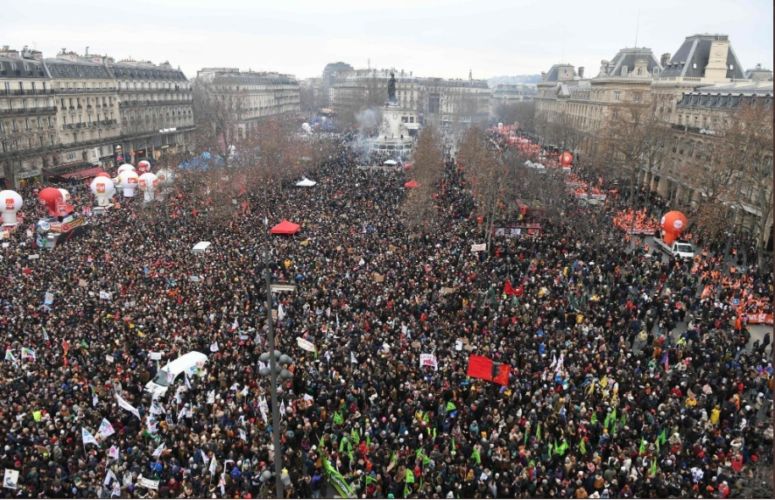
[387,72,396,104]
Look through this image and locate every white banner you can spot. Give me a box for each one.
[296,337,316,352]
[419,353,438,371]
[138,476,159,490]
[471,243,487,253]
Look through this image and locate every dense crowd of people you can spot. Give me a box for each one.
[0,134,772,499]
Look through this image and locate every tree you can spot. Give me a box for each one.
[494,101,536,132]
[192,78,246,166]
[402,126,445,233]
[693,101,773,265]
[594,102,671,206]
[457,127,508,247]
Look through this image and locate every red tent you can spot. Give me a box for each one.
[270,220,301,235]
[404,180,419,189]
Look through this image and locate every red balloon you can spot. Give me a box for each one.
[660,211,688,245]
[560,151,573,167]
[38,187,64,217]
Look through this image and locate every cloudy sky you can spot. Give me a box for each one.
[2,0,772,80]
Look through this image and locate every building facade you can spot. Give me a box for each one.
[328,68,491,133]
[0,46,56,187]
[639,81,773,241]
[0,47,195,188]
[193,68,300,139]
[113,60,194,164]
[534,49,661,152]
[44,51,122,178]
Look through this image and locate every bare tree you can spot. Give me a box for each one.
[595,102,671,206]
[402,126,445,233]
[495,101,536,132]
[692,101,773,265]
[192,78,246,166]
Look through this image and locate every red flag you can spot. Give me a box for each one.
[467,355,511,386]
[503,280,516,296]
[467,355,493,381]
[493,364,510,386]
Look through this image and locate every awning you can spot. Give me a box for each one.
[59,166,106,180]
[270,220,301,235]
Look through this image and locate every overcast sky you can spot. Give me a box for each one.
[2,0,772,80]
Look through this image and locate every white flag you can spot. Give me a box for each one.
[258,397,269,422]
[4,349,16,363]
[351,352,358,364]
[115,393,141,420]
[280,400,287,417]
[183,370,192,390]
[3,469,19,490]
[152,443,165,458]
[209,341,219,353]
[219,472,226,496]
[207,390,216,404]
[103,468,118,487]
[92,393,99,407]
[209,455,218,476]
[98,418,115,439]
[108,445,120,461]
[239,428,247,442]
[82,427,99,447]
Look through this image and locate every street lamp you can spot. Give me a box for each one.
[260,252,296,499]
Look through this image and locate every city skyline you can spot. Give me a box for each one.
[2,0,772,81]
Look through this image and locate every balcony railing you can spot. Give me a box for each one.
[0,106,57,116]
[119,99,194,107]
[1,88,56,96]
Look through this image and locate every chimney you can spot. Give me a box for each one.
[705,38,731,82]
[578,66,585,79]
[660,53,671,68]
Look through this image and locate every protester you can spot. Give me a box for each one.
[0,134,771,499]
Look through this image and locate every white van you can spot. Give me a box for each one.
[144,351,208,398]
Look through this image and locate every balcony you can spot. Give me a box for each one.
[119,99,194,107]
[57,88,118,94]
[0,106,57,116]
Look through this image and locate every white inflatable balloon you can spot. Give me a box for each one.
[117,163,136,175]
[138,172,159,202]
[118,170,139,198]
[0,190,23,226]
[90,176,116,207]
[57,188,71,203]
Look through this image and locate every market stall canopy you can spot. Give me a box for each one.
[295,177,317,187]
[404,180,419,189]
[271,220,301,235]
[192,241,212,254]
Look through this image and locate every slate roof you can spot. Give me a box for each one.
[661,34,744,79]
[44,57,113,79]
[603,47,661,77]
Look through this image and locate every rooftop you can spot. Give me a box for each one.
[660,33,744,80]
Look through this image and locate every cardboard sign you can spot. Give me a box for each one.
[296,337,316,352]
[419,353,438,370]
[471,243,487,253]
[3,469,19,490]
[149,352,162,361]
